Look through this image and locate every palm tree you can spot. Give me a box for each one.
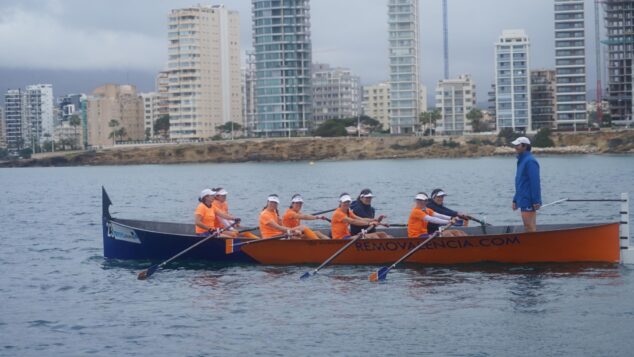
[108,119,120,146]
[69,115,81,149]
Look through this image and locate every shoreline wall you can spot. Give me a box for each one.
[2,130,633,168]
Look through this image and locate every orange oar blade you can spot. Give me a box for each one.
[368,271,379,282]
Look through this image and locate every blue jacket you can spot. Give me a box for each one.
[513,151,542,208]
[350,200,376,235]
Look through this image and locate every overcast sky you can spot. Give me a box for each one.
[0,0,601,104]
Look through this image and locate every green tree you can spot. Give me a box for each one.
[116,127,127,141]
[70,114,81,149]
[419,109,441,135]
[154,115,170,138]
[497,127,522,146]
[145,128,151,141]
[0,147,8,160]
[108,119,120,145]
[216,121,243,133]
[19,147,32,159]
[532,128,555,147]
[313,119,348,137]
[466,108,488,132]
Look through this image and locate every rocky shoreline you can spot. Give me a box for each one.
[1,130,633,168]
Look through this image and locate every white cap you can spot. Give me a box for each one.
[267,195,280,204]
[339,194,352,203]
[200,189,215,200]
[360,192,374,198]
[215,188,228,195]
[511,136,531,146]
[291,195,304,203]
[415,193,429,201]
[432,190,447,198]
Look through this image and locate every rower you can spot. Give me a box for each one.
[407,192,465,238]
[212,187,255,238]
[331,193,392,239]
[282,194,330,239]
[259,194,303,239]
[426,188,469,234]
[194,189,235,238]
[349,188,386,236]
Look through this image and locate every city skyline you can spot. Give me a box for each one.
[0,0,604,105]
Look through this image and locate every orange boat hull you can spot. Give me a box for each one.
[240,223,621,265]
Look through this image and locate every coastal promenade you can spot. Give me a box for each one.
[2,130,633,168]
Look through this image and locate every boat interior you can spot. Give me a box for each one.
[110,218,610,238]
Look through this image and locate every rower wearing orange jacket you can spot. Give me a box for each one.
[282,194,330,239]
[407,192,465,238]
[259,194,303,239]
[194,189,235,238]
[331,193,392,239]
[212,187,258,239]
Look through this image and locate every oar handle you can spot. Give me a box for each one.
[310,208,336,216]
[464,215,490,226]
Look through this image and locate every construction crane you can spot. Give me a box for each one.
[594,0,603,124]
[443,0,449,79]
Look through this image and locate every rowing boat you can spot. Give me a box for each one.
[102,187,257,262]
[102,187,621,264]
[237,223,620,265]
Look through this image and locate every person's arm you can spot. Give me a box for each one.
[295,212,327,221]
[423,215,452,225]
[342,216,378,227]
[215,208,238,221]
[266,220,301,235]
[195,214,214,232]
[528,160,542,208]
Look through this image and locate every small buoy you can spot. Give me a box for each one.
[309,161,315,165]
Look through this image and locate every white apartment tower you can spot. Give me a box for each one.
[435,74,476,135]
[166,5,242,140]
[139,92,160,138]
[388,0,421,134]
[25,84,54,146]
[495,29,532,132]
[554,0,587,129]
[311,63,362,123]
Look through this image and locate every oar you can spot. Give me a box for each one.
[539,198,568,209]
[137,223,236,280]
[300,229,369,279]
[225,232,289,254]
[235,208,335,233]
[369,222,454,282]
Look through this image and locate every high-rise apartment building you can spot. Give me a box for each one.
[139,92,160,138]
[554,0,587,130]
[25,84,54,146]
[166,5,242,140]
[495,29,532,132]
[604,0,634,126]
[435,74,476,135]
[86,84,144,147]
[311,63,362,123]
[155,71,170,122]
[252,0,312,136]
[0,107,5,148]
[4,89,27,152]
[388,0,421,134]
[242,51,257,136]
[531,69,557,130]
[363,82,391,131]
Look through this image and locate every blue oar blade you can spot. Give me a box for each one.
[299,271,312,280]
[377,266,390,281]
[369,266,388,282]
[138,264,159,280]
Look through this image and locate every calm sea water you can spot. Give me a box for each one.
[1,155,634,356]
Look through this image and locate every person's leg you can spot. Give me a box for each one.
[315,231,330,240]
[521,211,537,232]
[302,226,320,240]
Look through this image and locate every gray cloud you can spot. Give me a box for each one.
[0,0,601,102]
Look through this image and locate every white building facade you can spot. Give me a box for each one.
[311,63,362,123]
[554,0,587,129]
[435,75,476,135]
[139,92,160,138]
[166,5,243,140]
[388,0,421,134]
[495,29,532,132]
[25,84,54,146]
